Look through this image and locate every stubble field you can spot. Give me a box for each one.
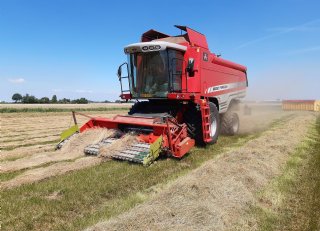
[0,104,319,231]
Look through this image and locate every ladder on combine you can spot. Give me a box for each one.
[201,100,212,143]
[118,62,131,96]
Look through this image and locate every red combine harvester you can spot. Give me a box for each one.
[57,25,248,165]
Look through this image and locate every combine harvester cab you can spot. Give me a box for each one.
[57,25,247,165]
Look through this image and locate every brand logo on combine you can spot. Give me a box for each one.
[205,81,247,94]
[203,52,208,61]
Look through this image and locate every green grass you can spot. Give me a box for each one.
[0,107,129,113]
[252,115,320,231]
[0,115,291,231]
[0,171,23,182]
[0,158,80,182]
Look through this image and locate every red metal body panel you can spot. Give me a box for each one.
[185,28,209,49]
[175,25,209,49]
[190,48,247,100]
[211,56,247,72]
[155,26,247,104]
[182,45,201,93]
[173,26,247,101]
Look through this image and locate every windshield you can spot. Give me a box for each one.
[128,49,184,98]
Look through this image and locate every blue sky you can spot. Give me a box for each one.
[1,0,319,102]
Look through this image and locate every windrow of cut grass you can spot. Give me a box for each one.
[0,144,55,162]
[0,115,294,231]
[1,135,59,147]
[0,133,60,143]
[247,114,320,231]
[1,139,60,151]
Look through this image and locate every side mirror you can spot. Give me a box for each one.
[117,66,122,80]
[187,58,195,77]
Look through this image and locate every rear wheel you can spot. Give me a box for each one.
[221,111,239,135]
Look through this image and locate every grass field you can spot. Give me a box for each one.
[0,105,319,231]
[248,115,320,231]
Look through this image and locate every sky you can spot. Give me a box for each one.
[0,0,319,102]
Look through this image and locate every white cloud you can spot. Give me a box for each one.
[236,18,320,49]
[266,26,320,33]
[285,46,320,55]
[8,78,25,84]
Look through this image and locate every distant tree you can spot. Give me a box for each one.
[22,94,30,103]
[22,94,38,104]
[51,95,58,103]
[12,93,22,103]
[39,97,50,104]
[22,94,29,103]
[59,98,71,104]
[79,98,88,104]
[72,98,88,104]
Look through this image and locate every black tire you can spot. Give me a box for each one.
[183,102,220,145]
[208,102,220,144]
[220,111,239,136]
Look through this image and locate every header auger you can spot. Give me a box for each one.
[57,25,247,165]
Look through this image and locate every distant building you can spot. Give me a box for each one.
[282,100,320,111]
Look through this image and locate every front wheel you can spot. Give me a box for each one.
[208,102,220,144]
[183,102,220,145]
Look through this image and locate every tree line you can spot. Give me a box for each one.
[11,93,89,104]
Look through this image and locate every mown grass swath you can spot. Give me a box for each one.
[0,116,290,231]
[253,114,320,231]
[1,139,60,151]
